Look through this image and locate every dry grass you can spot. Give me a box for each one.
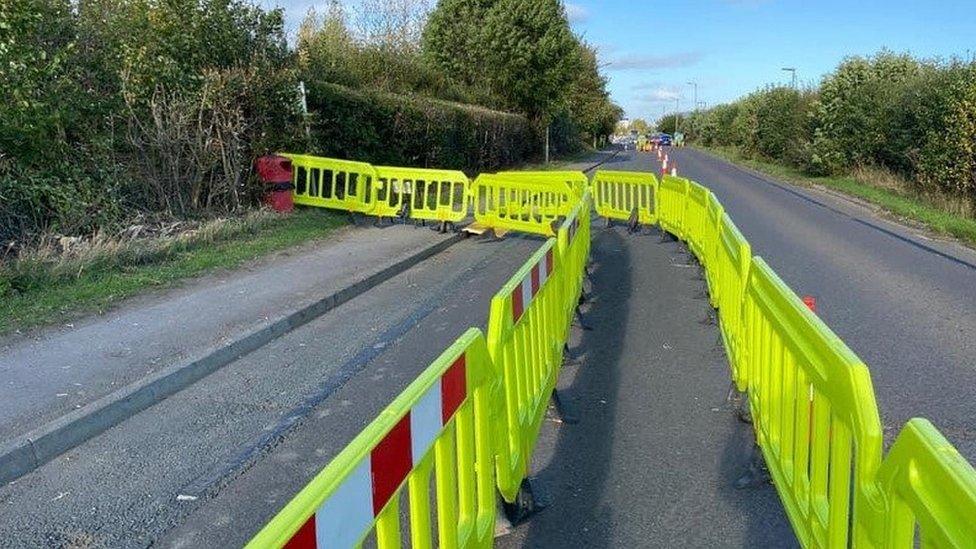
[0,208,345,334]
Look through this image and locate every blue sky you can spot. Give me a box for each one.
[564,0,975,122]
[268,0,976,123]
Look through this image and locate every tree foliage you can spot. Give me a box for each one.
[2,0,620,245]
[689,50,976,211]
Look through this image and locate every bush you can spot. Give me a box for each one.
[688,50,976,212]
[305,82,539,172]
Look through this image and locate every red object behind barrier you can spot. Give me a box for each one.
[256,155,294,212]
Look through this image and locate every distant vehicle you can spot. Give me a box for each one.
[656,133,672,146]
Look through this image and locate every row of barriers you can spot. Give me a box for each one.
[253,150,976,547]
[248,190,593,548]
[654,173,976,548]
[281,154,594,237]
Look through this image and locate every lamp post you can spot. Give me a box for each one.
[781,67,796,88]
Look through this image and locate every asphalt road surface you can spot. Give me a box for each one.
[629,147,976,460]
[0,234,542,547]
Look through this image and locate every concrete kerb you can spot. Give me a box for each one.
[0,232,464,486]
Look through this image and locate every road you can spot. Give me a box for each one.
[645,147,976,459]
[0,234,543,547]
[498,223,795,548]
[2,147,972,547]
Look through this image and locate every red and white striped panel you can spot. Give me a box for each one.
[284,355,467,548]
[511,248,555,323]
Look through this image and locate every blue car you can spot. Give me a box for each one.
[658,133,673,146]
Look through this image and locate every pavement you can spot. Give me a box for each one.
[0,224,455,444]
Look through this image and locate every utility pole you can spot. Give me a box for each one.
[674,97,680,134]
[781,67,796,89]
[687,81,698,113]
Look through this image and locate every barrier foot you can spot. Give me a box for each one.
[734,444,771,489]
[578,288,592,305]
[573,308,593,331]
[550,389,579,425]
[728,384,752,424]
[605,217,613,229]
[627,209,639,233]
[502,479,544,526]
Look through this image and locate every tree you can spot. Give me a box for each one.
[481,0,579,120]
[421,0,495,90]
[630,118,650,134]
[567,42,621,144]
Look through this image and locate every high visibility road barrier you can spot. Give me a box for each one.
[487,239,563,501]
[716,212,752,390]
[250,189,593,548]
[744,257,883,547]
[556,193,591,342]
[283,154,470,226]
[662,174,976,548]
[657,174,688,239]
[256,153,976,548]
[285,154,379,213]
[247,329,497,548]
[591,169,657,226]
[373,166,469,223]
[703,192,724,308]
[469,173,575,237]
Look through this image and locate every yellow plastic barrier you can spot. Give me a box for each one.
[743,257,884,549]
[247,328,497,549]
[683,181,710,260]
[486,239,564,502]
[374,166,470,223]
[496,170,588,199]
[658,174,688,239]
[703,192,724,308]
[470,174,575,237]
[284,154,379,213]
[715,213,751,390]
[868,418,976,547]
[591,170,657,225]
[556,191,591,339]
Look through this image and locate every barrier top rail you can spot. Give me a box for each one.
[247,328,497,549]
[495,170,589,199]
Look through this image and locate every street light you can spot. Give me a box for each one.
[781,67,796,88]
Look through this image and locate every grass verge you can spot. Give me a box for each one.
[0,209,345,335]
[698,145,976,247]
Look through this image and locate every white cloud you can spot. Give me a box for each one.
[565,2,589,24]
[607,52,704,71]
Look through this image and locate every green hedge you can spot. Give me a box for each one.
[305,82,540,173]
